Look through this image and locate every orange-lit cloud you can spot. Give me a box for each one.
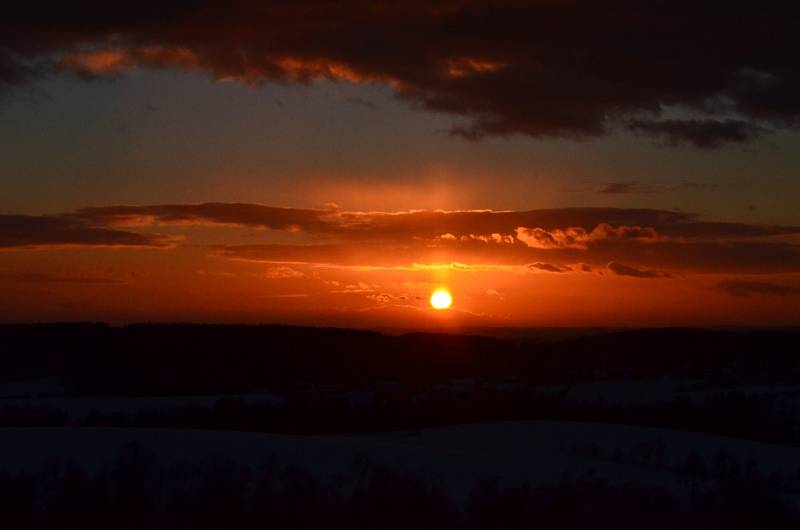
[60,46,386,85]
[607,261,671,279]
[515,224,661,250]
[67,204,800,241]
[3,205,799,276]
[446,58,504,78]
[529,262,573,273]
[263,266,306,279]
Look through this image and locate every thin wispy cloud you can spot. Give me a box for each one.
[607,261,671,279]
[0,214,172,249]
[717,279,800,297]
[599,182,661,195]
[0,272,125,284]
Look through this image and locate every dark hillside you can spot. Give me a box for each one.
[1,324,798,396]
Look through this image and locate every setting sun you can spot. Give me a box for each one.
[430,289,453,310]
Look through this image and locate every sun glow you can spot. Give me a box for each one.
[430,288,453,310]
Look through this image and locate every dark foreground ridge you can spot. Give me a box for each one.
[1,324,800,443]
[3,324,800,529]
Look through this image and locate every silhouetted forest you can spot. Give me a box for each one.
[2,443,799,530]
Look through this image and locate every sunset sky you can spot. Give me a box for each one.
[2,1,799,326]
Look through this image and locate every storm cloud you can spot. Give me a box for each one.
[4,1,800,147]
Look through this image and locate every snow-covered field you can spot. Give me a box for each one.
[3,420,799,500]
[5,374,800,425]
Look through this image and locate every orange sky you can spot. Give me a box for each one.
[3,2,800,326]
[2,205,799,326]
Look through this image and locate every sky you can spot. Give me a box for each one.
[1,1,799,327]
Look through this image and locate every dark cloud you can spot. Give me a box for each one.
[627,119,764,149]
[599,182,660,195]
[653,222,800,240]
[212,238,800,275]
[8,204,800,274]
[70,204,800,243]
[680,181,719,191]
[607,261,671,279]
[0,50,33,92]
[72,203,331,231]
[598,180,719,195]
[62,203,800,273]
[3,1,800,147]
[0,214,171,249]
[529,262,572,273]
[717,279,800,297]
[0,272,124,284]
[597,241,800,275]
